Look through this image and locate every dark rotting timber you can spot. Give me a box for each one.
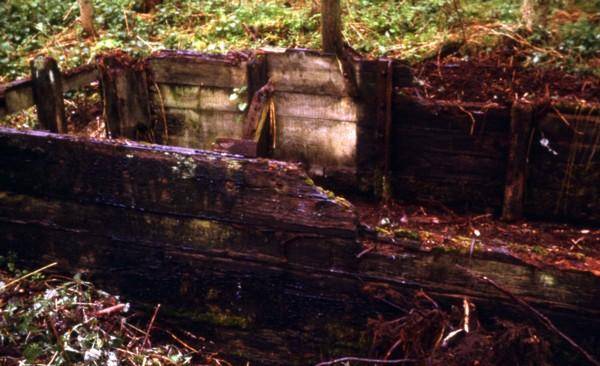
[246,53,268,107]
[30,56,67,133]
[502,100,534,221]
[99,54,152,140]
[375,59,394,199]
[243,81,274,156]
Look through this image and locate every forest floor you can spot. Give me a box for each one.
[355,199,600,275]
[0,262,231,366]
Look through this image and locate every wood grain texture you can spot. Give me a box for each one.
[525,107,600,224]
[391,96,510,210]
[0,127,358,238]
[502,101,533,221]
[30,56,67,133]
[147,51,248,88]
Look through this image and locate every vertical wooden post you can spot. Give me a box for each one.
[99,56,151,140]
[375,59,394,200]
[30,56,67,133]
[321,0,343,54]
[246,53,268,110]
[502,101,534,221]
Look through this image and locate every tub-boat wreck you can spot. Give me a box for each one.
[0,46,599,365]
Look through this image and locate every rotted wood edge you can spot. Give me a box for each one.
[0,126,359,239]
[99,55,152,139]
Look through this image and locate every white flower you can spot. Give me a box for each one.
[84,348,102,362]
[107,352,119,366]
[43,289,58,300]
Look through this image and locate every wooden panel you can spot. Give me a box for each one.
[393,95,511,135]
[396,128,509,158]
[393,151,505,178]
[62,64,99,92]
[0,192,357,267]
[1,65,99,116]
[390,96,510,210]
[274,92,361,122]
[272,116,357,169]
[0,127,358,237]
[147,54,247,89]
[153,84,239,113]
[162,108,244,149]
[525,109,599,223]
[4,79,34,113]
[267,50,352,96]
[391,174,505,209]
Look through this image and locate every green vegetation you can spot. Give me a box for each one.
[0,0,598,83]
[0,256,227,365]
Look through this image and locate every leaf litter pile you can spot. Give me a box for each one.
[0,259,230,366]
[409,43,600,106]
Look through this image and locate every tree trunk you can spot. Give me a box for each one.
[321,0,343,54]
[521,0,550,30]
[78,0,95,37]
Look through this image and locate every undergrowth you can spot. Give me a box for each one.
[0,255,228,365]
[0,0,598,83]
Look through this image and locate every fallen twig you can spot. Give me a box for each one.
[315,357,417,366]
[142,303,161,348]
[96,303,128,317]
[0,262,57,291]
[458,265,600,366]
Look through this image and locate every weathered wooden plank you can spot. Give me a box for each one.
[272,116,357,169]
[359,249,600,316]
[1,64,99,117]
[160,108,244,150]
[213,138,258,158]
[393,94,511,134]
[502,101,534,221]
[100,55,152,139]
[524,186,599,224]
[3,218,599,365]
[62,63,99,92]
[0,127,358,238]
[375,59,394,197]
[394,128,509,158]
[147,51,248,88]
[532,111,600,163]
[267,50,354,96]
[390,174,505,209]
[393,151,506,178]
[30,56,67,133]
[526,160,599,224]
[241,81,274,157]
[152,84,239,113]
[0,191,356,268]
[4,78,34,113]
[274,92,361,122]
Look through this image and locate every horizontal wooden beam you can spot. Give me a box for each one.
[0,63,99,116]
[147,51,248,88]
[0,127,359,239]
